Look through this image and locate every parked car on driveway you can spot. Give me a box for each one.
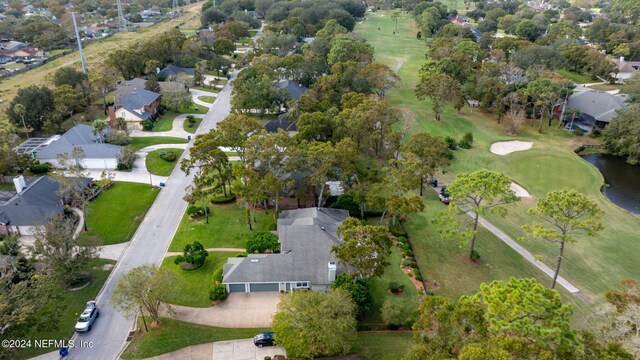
[75,301,99,333]
[439,186,450,205]
[253,332,275,348]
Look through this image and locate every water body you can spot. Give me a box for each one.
[581,153,640,214]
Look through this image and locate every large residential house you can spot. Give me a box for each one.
[614,57,640,82]
[222,208,349,293]
[0,175,91,236]
[15,124,122,169]
[108,80,161,129]
[557,91,628,129]
[157,64,194,80]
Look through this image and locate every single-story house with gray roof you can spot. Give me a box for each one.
[108,82,161,130]
[0,175,91,236]
[157,64,194,80]
[30,124,123,169]
[222,208,349,293]
[558,90,628,129]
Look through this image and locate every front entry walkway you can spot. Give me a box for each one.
[146,339,286,360]
[165,292,283,328]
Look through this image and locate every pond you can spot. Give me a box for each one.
[581,153,640,214]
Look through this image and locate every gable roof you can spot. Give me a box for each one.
[275,80,308,101]
[116,88,160,120]
[614,58,640,74]
[223,208,349,285]
[264,113,297,133]
[0,176,91,226]
[35,124,122,160]
[157,64,194,78]
[568,91,627,124]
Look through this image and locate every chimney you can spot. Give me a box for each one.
[328,262,337,283]
[13,175,26,194]
[620,56,625,63]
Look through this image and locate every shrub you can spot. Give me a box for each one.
[410,261,418,269]
[186,115,196,125]
[445,136,458,150]
[142,119,154,131]
[187,204,209,217]
[174,241,208,268]
[381,299,404,328]
[388,282,404,293]
[116,163,131,171]
[235,253,247,257]
[29,162,50,174]
[264,357,272,360]
[331,194,360,217]
[458,132,474,149]
[400,243,411,251]
[404,250,413,257]
[268,223,277,231]
[401,259,410,266]
[589,128,602,138]
[415,274,423,281]
[331,273,373,315]
[246,231,280,254]
[396,236,407,244]
[209,284,228,301]
[0,235,20,256]
[470,250,481,262]
[159,151,177,162]
[213,268,223,284]
[210,194,236,204]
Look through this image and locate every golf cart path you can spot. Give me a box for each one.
[431,185,585,300]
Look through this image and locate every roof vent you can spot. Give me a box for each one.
[250,259,259,263]
[320,226,325,231]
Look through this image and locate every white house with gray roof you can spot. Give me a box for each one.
[222,208,349,293]
[27,124,123,169]
[564,91,628,129]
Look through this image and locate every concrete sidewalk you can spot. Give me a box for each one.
[146,339,285,360]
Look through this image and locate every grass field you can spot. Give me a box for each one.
[177,101,209,114]
[0,2,203,129]
[121,317,269,359]
[129,136,189,151]
[356,11,640,323]
[146,148,184,176]
[161,251,235,307]
[152,116,175,132]
[183,117,203,133]
[362,248,419,325]
[169,204,276,252]
[353,332,413,360]
[197,95,216,103]
[557,69,596,84]
[193,85,220,93]
[589,83,627,92]
[16,259,115,359]
[79,182,159,245]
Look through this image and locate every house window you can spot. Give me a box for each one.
[121,112,126,118]
[295,282,309,288]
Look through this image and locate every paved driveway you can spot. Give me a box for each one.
[168,292,282,328]
[146,339,285,360]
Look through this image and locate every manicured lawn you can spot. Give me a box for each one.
[129,136,189,151]
[361,247,419,325]
[151,116,174,132]
[5,62,25,70]
[16,259,115,359]
[79,182,159,245]
[183,117,203,133]
[121,317,269,360]
[557,69,596,84]
[197,95,216,104]
[353,331,413,360]
[589,83,627,92]
[169,204,276,251]
[193,85,219,93]
[146,148,184,176]
[357,11,640,325]
[161,251,236,307]
[177,101,208,114]
[0,182,14,190]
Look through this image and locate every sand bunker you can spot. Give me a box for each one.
[511,182,531,197]
[490,140,533,155]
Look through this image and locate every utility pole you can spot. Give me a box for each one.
[172,0,179,14]
[117,0,127,33]
[72,12,87,75]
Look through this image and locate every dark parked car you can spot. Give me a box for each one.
[253,332,275,348]
[439,186,450,205]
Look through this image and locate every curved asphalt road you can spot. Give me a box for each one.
[32,78,234,360]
